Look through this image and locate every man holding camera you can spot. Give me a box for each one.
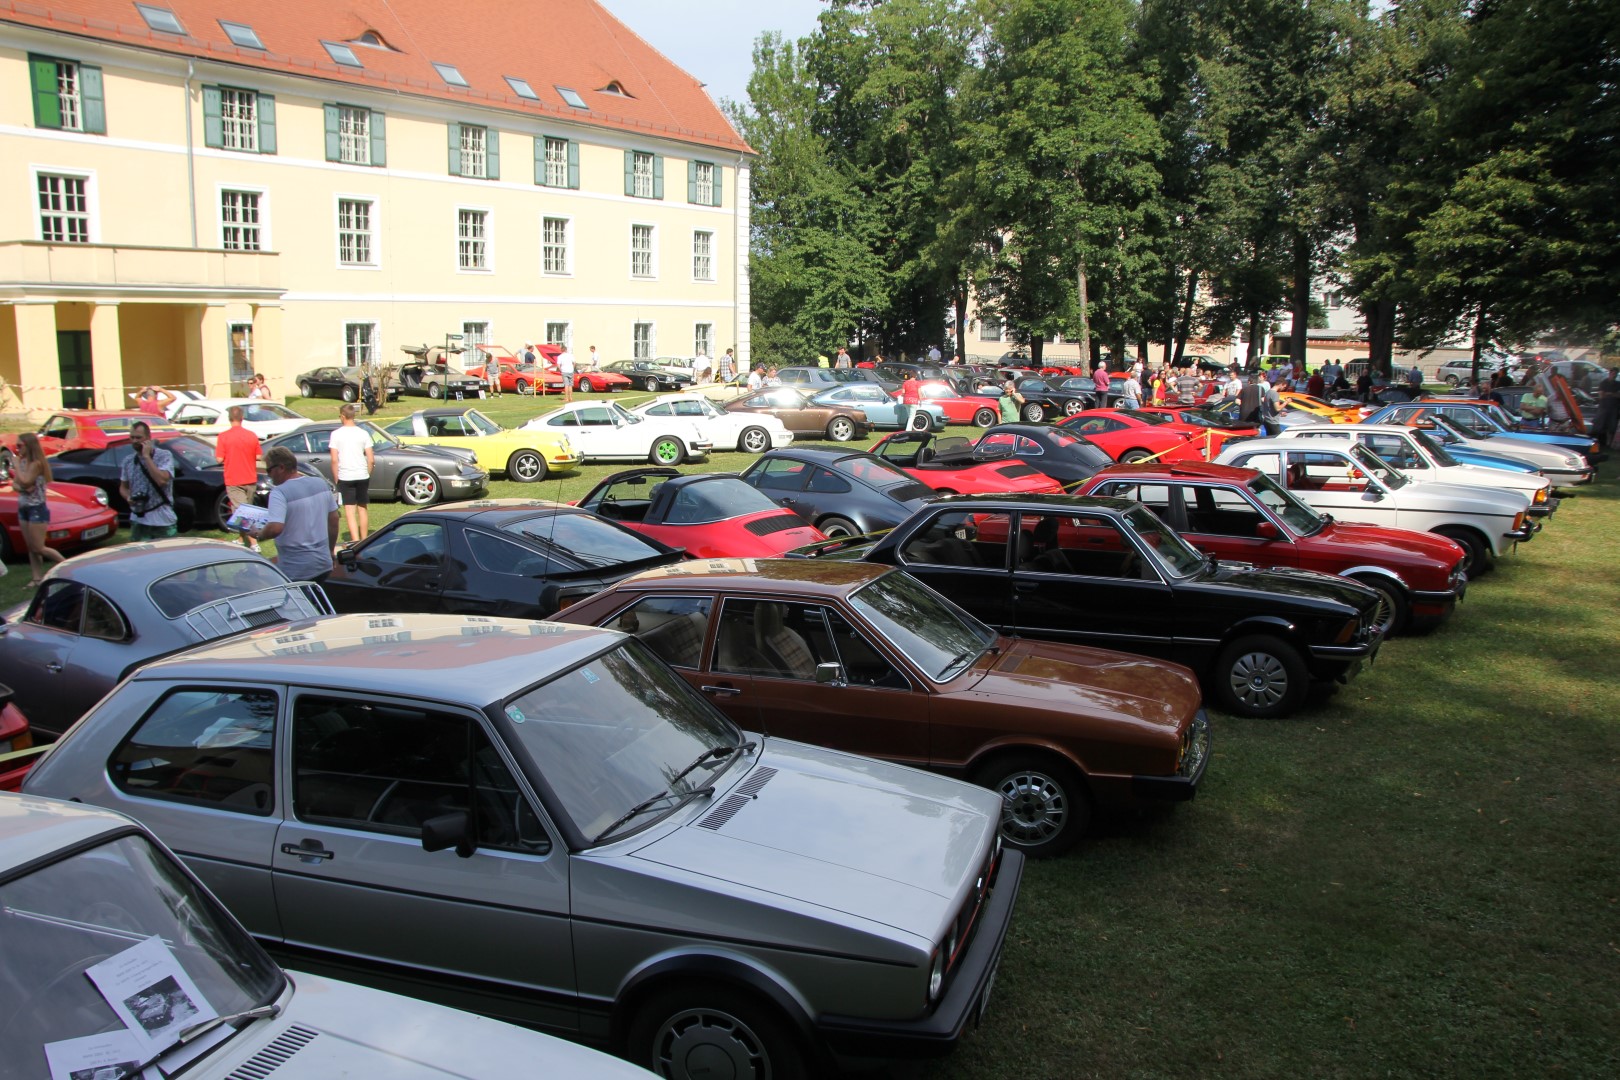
[118,421,178,541]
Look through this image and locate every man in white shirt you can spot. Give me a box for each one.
[557,346,576,402]
[747,368,764,391]
[1223,370,1244,400]
[328,404,375,543]
[587,345,599,371]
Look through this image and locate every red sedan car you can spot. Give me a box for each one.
[0,410,159,469]
[0,479,118,561]
[1057,409,1216,463]
[1073,461,1467,636]
[576,467,828,557]
[870,431,1066,495]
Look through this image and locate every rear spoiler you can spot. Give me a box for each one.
[785,532,887,560]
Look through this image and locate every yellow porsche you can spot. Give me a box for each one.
[380,407,580,481]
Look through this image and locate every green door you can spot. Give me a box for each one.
[56,330,92,409]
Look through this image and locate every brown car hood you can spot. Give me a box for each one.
[968,638,1201,733]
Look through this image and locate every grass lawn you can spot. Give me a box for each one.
[4,391,1616,1077]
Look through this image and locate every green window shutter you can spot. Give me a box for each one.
[485,129,500,180]
[79,65,105,134]
[448,122,462,175]
[623,150,634,196]
[323,104,341,161]
[713,165,722,207]
[567,140,579,189]
[687,160,698,204]
[30,56,62,128]
[369,110,386,167]
[534,136,546,185]
[202,85,223,148]
[257,93,276,153]
[652,154,664,199]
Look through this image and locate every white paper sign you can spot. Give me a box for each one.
[224,503,269,534]
[42,1030,145,1080]
[85,937,217,1051]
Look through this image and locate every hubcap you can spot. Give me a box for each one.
[742,429,768,452]
[1229,651,1290,708]
[654,1008,769,1080]
[403,473,436,502]
[994,770,1066,846]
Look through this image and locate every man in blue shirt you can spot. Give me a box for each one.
[255,447,339,581]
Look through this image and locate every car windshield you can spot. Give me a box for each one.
[501,638,741,843]
[2,832,284,1071]
[666,479,782,524]
[150,559,292,617]
[1121,503,1208,578]
[244,404,298,422]
[1118,410,1170,425]
[1248,473,1326,536]
[1411,428,1461,467]
[504,512,668,566]
[463,410,502,435]
[841,455,934,499]
[1348,443,1410,489]
[163,436,221,469]
[359,421,400,449]
[849,570,996,681]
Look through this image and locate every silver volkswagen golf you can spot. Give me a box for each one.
[22,612,1021,1079]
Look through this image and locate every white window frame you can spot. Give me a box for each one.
[693,323,714,360]
[632,151,655,198]
[541,214,572,276]
[54,60,83,132]
[344,321,379,366]
[544,136,570,188]
[219,86,259,152]
[461,321,492,351]
[32,166,98,244]
[334,194,379,269]
[694,161,715,206]
[459,124,488,179]
[456,205,493,273]
[632,322,655,361]
[630,222,657,280]
[337,105,371,165]
[692,229,715,283]
[979,316,1004,343]
[217,184,268,252]
[544,322,571,349]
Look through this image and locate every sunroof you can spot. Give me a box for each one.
[556,86,587,109]
[505,76,539,100]
[433,62,469,88]
[134,3,185,35]
[218,20,263,49]
[322,41,363,67]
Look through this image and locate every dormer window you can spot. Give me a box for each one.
[351,30,391,49]
[598,80,633,98]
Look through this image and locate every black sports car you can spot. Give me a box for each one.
[323,500,686,618]
[737,446,935,538]
[851,494,1384,718]
[1009,377,1096,422]
[601,360,694,392]
[46,433,268,530]
[969,424,1116,489]
[262,421,487,506]
[294,365,399,403]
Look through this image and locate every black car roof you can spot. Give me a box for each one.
[927,492,1138,514]
[388,498,575,522]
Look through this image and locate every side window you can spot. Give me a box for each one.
[42,416,73,440]
[547,413,579,428]
[1182,485,1267,537]
[577,407,614,426]
[644,403,672,417]
[1233,452,1281,481]
[466,529,555,577]
[94,444,133,468]
[1289,451,1369,492]
[806,467,851,495]
[673,400,706,417]
[824,609,907,689]
[1015,436,1045,456]
[110,688,279,815]
[609,595,712,669]
[291,695,549,854]
[713,598,835,680]
[978,433,1015,454]
[1018,511,1145,579]
[747,459,809,492]
[27,580,84,633]
[365,521,445,565]
[1363,434,1420,469]
[306,430,332,453]
[82,589,130,641]
[382,418,413,437]
[899,510,1000,569]
[278,433,311,453]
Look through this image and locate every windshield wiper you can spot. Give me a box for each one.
[669,740,757,787]
[177,1003,281,1044]
[594,785,716,844]
[939,644,993,680]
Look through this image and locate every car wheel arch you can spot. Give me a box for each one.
[1217,615,1304,655]
[610,951,820,1062]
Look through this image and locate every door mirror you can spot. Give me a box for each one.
[421,810,477,858]
[337,547,358,567]
[814,662,847,687]
[1253,520,1278,540]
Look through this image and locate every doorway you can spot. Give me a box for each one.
[56,330,91,408]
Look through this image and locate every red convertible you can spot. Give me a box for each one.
[0,410,160,470]
[870,431,1066,495]
[0,479,118,561]
[576,467,828,557]
[1057,409,1215,463]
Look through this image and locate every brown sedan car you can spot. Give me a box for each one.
[559,559,1210,856]
[724,386,873,442]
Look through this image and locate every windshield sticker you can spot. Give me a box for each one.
[506,704,527,724]
[581,668,600,684]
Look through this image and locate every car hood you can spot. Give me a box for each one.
[627,740,996,937]
[1307,521,1465,567]
[966,638,1200,732]
[1435,464,1547,496]
[1203,563,1376,614]
[1390,479,1529,514]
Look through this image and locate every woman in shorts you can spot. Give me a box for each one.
[11,432,65,584]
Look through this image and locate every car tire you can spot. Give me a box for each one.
[826,417,856,442]
[973,407,998,428]
[1443,374,1460,386]
[649,437,687,466]
[576,376,591,393]
[427,382,444,400]
[0,525,11,562]
[1021,402,1046,423]
[212,490,235,528]
[739,426,772,454]
[340,384,358,403]
[907,412,932,432]
[298,380,313,398]
[625,981,807,1080]
[507,450,546,483]
[1120,448,1153,464]
[1213,635,1308,719]
[397,468,440,506]
[817,515,860,539]
[515,379,532,395]
[973,754,1090,858]
[644,376,661,392]
[1350,574,1409,637]
[1435,527,1492,576]
[1063,398,1085,416]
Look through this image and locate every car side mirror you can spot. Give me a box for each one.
[815,662,847,687]
[337,547,358,567]
[1253,520,1278,540]
[421,810,477,858]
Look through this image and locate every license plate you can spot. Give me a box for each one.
[81,524,111,539]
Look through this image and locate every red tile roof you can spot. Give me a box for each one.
[2,0,751,153]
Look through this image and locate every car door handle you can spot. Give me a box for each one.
[700,685,741,696]
[45,661,63,673]
[1015,581,1040,592]
[281,840,335,862]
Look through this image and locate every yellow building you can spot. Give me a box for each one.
[0,0,752,412]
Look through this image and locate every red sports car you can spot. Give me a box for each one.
[870,431,1066,495]
[1057,409,1214,463]
[915,383,1003,427]
[0,687,36,791]
[1126,406,1258,456]
[1073,461,1468,636]
[465,360,565,395]
[0,479,119,561]
[0,409,160,469]
[576,467,828,558]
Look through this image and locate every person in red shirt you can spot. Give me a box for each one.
[136,385,174,417]
[215,405,263,552]
[1306,368,1326,398]
[897,375,922,431]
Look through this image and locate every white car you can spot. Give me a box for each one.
[1215,437,1535,573]
[522,400,714,465]
[2,794,653,1080]
[166,398,311,439]
[1276,424,1556,517]
[627,393,793,453]
[1403,412,1593,487]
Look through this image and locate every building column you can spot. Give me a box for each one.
[13,302,63,413]
[183,303,231,396]
[251,303,284,398]
[88,302,125,409]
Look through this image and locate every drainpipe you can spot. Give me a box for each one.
[185,58,197,247]
[733,153,744,364]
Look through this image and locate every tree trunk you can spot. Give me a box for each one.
[952,281,967,362]
[1247,311,1264,366]
[1030,338,1045,366]
[1162,265,1180,369]
[1470,305,1488,386]
[1174,268,1198,366]
[1076,259,1092,360]
[1290,233,1311,371]
[1365,298,1396,376]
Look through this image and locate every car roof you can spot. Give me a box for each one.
[620,557,893,597]
[1092,461,1258,483]
[133,612,620,707]
[386,497,574,522]
[926,493,1138,514]
[0,794,136,875]
[1220,437,1346,455]
[40,539,275,588]
[758,446,867,464]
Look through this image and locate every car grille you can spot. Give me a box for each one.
[697,766,779,830]
[945,838,1004,979]
[224,1025,319,1079]
[744,515,808,537]
[183,583,334,642]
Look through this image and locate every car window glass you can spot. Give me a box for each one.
[609,595,713,669]
[27,580,84,632]
[467,529,557,576]
[1182,484,1268,537]
[304,429,331,453]
[1233,451,1281,480]
[245,405,290,422]
[504,512,665,566]
[806,467,852,494]
[292,694,548,854]
[110,687,279,815]
[42,416,72,440]
[547,412,578,427]
[644,403,672,417]
[978,432,1016,454]
[1286,450,1373,493]
[1107,482,1176,519]
[94,443,134,467]
[278,433,311,453]
[382,417,414,436]
[82,588,130,641]
[577,407,615,426]
[1015,436,1047,456]
[747,458,810,492]
[714,598,835,681]
[363,521,446,566]
[849,568,995,680]
[165,436,222,469]
[666,480,780,524]
[823,609,908,689]
[1363,434,1422,469]
[900,509,1002,568]
[675,400,707,417]
[149,559,290,617]
[1018,511,1151,579]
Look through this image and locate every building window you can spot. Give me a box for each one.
[220,190,262,251]
[979,316,1004,342]
[220,88,258,151]
[462,322,490,350]
[204,86,274,153]
[545,322,570,348]
[625,150,663,199]
[55,61,78,129]
[458,209,489,270]
[688,161,720,207]
[337,199,374,266]
[542,217,570,275]
[541,136,577,188]
[447,123,499,179]
[340,107,368,163]
[693,230,714,281]
[1323,290,1344,310]
[229,322,254,393]
[695,324,714,359]
[345,322,378,366]
[31,56,105,134]
[461,125,486,178]
[633,152,654,197]
[631,224,655,278]
[633,323,654,360]
[37,173,90,244]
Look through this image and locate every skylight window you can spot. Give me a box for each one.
[505,76,539,100]
[134,3,185,35]
[556,86,587,109]
[218,20,263,49]
[322,41,363,67]
[433,62,469,88]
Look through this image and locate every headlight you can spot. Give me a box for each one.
[1564,453,1584,468]
[93,489,109,506]
[927,946,946,1003]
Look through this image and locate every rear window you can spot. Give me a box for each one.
[666,480,781,524]
[502,513,668,566]
[150,560,291,617]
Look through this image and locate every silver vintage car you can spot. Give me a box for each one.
[22,612,1022,1080]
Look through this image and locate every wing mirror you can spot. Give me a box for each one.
[1253,520,1278,540]
[815,662,848,687]
[421,810,477,858]
[337,547,358,567]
